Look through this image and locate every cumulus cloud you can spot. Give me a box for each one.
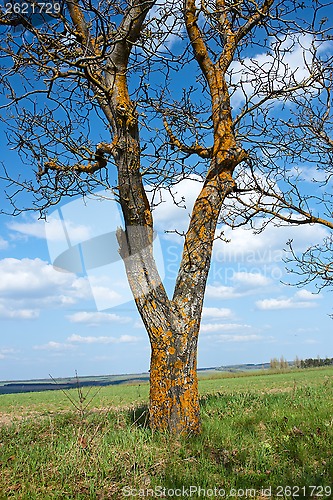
[0,348,17,359]
[290,165,331,185]
[150,174,328,269]
[147,1,184,50]
[213,334,264,343]
[201,323,251,333]
[0,258,86,299]
[256,288,322,311]
[214,221,328,264]
[134,319,145,329]
[206,284,241,300]
[294,289,322,301]
[148,175,203,238]
[88,285,123,309]
[230,34,328,108]
[232,272,271,288]
[202,307,233,319]
[206,271,271,300]
[34,341,75,351]
[256,292,318,310]
[0,257,92,318]
[67,334,139,344]
[9,216,91,242]
[0,304,39,320]
[67,311,131,326]
[34,333,140,351]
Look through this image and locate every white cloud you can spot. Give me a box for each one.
[230,34,328,108]
[290,165,331,184]
[67,311,131,326]
[9,216,91,242]
[214,221,328,264]
[202,307,232,319]
[215,334,263,343]
[0,348,17,359]
[206,284,241,300]
[0,258,89,302]
[88,285,122,307]
[67,334,139,344]
[147,1,184,51]
[0,258,82,299]
[0,304,39,320]
[232,272,271,288]
[148,175,203,238]
[34,341,75,351]
[295,326,320,334]
[201,323,251,333]
[256,289,322,311]
[206,272,271,301]
[256,296,316,310]
[150,170,327,281]
[34,333,139,351]
[295,289,322,301]
[0,258,92,318]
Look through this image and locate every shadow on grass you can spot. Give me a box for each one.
[129,393,226,430]
[129,404,150,429]
[199,391,225,407]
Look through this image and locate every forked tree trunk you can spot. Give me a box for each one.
[115,232,202,434]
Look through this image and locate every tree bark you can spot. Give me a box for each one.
[149,330,200,434]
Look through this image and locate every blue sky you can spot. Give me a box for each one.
[0,172,332,381]
[0,5,332,381]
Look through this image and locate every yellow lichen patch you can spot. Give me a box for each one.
[174,360,183,371]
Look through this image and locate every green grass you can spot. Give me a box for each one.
[0,367,332,499]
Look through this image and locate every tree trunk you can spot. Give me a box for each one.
[149,326,200,434]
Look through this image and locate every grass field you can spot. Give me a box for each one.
[0,367,332,499]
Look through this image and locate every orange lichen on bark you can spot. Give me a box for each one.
[149,346,201,434]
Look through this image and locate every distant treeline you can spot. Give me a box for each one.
[296,357,333,369]
[270,356,333,370]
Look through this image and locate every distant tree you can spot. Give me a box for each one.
[1,0,332,434]
[279,356,288,369]
[270,358,279,370]
[271,357,289,369]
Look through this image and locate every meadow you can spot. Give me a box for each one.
[0,367,332,499]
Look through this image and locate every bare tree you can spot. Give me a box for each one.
[1,0,332,434]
